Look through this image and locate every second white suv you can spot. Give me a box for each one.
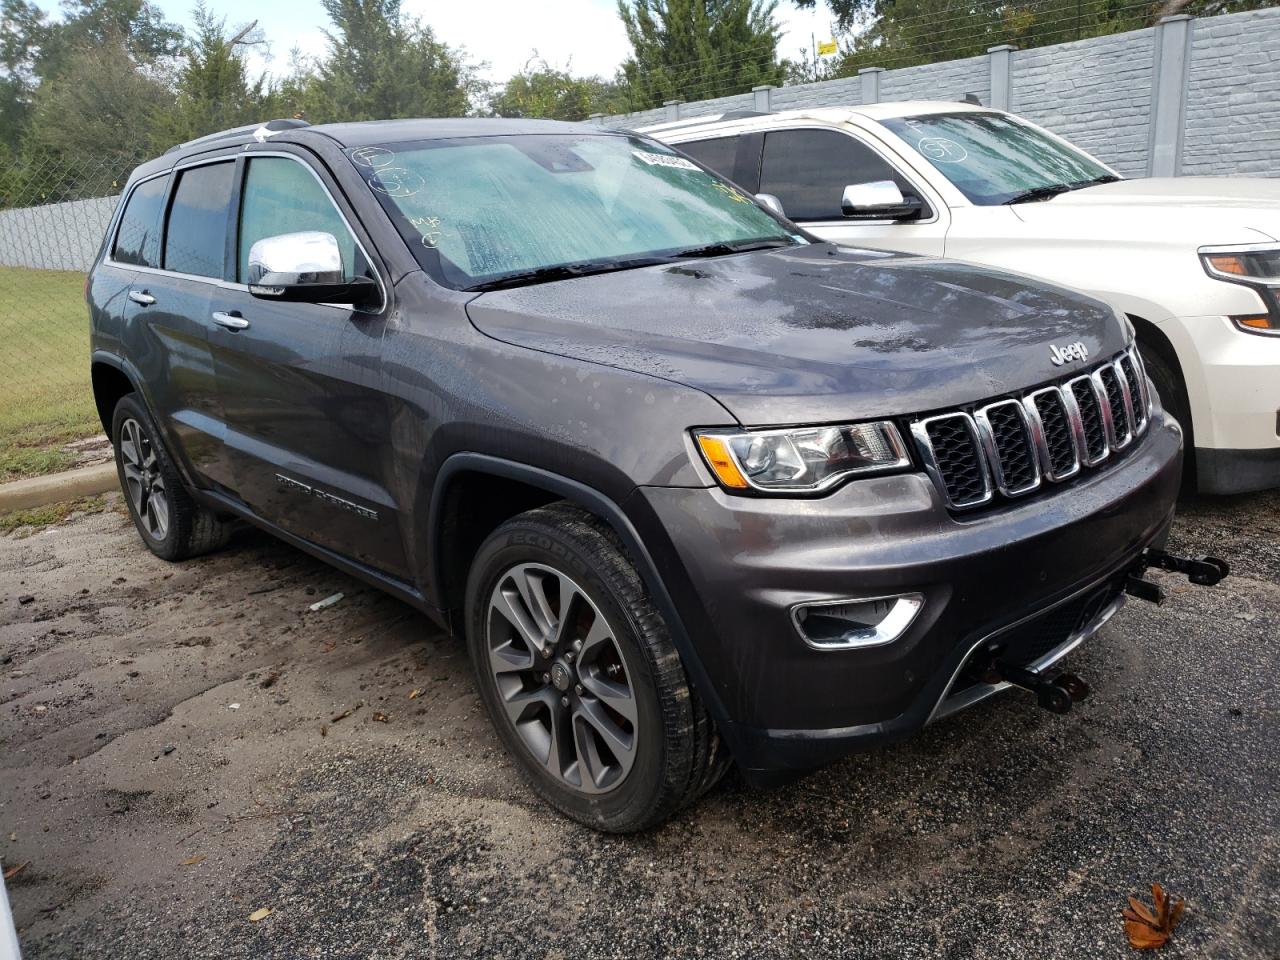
[644,103,1280,495]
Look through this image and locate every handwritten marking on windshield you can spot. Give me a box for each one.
[351,147,395,169]
[917,138,968,163]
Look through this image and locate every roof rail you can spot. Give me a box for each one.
[165,118,311,155]
[719,109,773,120]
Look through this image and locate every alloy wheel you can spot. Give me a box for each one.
[119,417,170,541]
[486,562,638,794]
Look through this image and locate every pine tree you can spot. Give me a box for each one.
[304,0,482,122]
[617,0,785,111]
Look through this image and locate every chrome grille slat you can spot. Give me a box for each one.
[974,399,1041,496]
[911,347,1152,511]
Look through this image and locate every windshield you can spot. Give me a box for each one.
[347,133,801,289]
[880,112,1116,205]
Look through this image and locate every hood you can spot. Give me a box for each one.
[1011,177,1280,244]
[466,244,1126,426]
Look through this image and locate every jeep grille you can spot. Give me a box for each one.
[911,347,1153,511]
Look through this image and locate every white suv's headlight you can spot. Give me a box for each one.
[1199,244,1280,334]
[695,422,910,493]
[1201,246,1280,283]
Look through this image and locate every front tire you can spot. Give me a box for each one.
[464,503,728,832]
[111,393,231,561]
[1143,348,1195,490]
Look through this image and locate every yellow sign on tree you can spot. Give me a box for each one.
[817,39,838,56]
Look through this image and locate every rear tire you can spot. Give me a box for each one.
[111,393,231,561]
[464,502,728,832]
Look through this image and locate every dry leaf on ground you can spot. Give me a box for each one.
[3,861,30,881]
[248,907,273,922]
[1123,883,1185,949]
[179,855,206,866]
[372,711,389,723]
[408,688,421,700]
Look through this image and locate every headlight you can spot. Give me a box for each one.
[694,422,910,493]
[1199,244,1280,335]
[1200,247,1280,283]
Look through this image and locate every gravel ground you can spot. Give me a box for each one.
[1,490,1277,959]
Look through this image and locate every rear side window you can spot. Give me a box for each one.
[112,176,167,268]
[237,157,358,282]
[679,137,738,178]
[164,162,234,278]
[760,129,910,221]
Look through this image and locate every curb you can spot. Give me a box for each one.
[0,463,118,514]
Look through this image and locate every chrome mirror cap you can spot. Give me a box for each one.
[841,180,923,220]
[754,192,786,218]
[247,231,344,288]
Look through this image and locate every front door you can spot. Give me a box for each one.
[208,152,408,577]
[756,128,949,256]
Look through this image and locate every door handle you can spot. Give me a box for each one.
[211,311,250,331]
[128,290,156,306]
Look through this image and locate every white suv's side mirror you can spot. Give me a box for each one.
[841,181,924,221]
[754,193,786,218]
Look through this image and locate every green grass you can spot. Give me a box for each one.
[0,266,102,481]
[0,494,107,534]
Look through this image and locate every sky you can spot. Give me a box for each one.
[34,0,838,85]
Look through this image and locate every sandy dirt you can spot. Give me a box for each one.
[1,490,1278,959]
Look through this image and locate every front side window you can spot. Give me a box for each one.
[679,136,738,179]
[238,157,359,282]
[164,162,234,278]
[113,176,167,268]
[760,129,912,221]
[880,112,1115,205]
[347,133,799,290]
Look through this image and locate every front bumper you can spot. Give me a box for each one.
[629,411,1183,776]
[1168,315,1280,486]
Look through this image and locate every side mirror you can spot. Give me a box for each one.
[754,193,786,218]
[841,181,924,221]
[247,231,378,306]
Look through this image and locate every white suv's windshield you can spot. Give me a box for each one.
[881,112,1118,206]
[348,133,802,290]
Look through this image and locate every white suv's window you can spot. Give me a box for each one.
[679,136,738,178]
[881,112,1116,205]
[760,129,913,221]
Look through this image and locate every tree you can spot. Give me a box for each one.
[304,0,482,122]
[0,0,52,150]
[22,32,172,188]
[617,0,785,111]
[152,4,272,146]
[491,57,627,121]
[36,0,183,78]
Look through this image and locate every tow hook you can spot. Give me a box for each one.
[1125,548,1230,605]
[966,654,1092,714]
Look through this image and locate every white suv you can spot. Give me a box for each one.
[643,103,1280,495]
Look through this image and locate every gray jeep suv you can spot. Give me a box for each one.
[87,117,1199,832]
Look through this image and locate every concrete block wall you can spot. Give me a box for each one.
[879,53,988,105]
[603,7,1280,181]
[1183,7,1280,176]
[0,195,116,271]
[1011,29,1155,178]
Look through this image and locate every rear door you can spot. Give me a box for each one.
[117,158,238,489]
[208,150,408,576]
[755,127,949,256]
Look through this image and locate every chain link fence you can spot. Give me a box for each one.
[0,156,130,480]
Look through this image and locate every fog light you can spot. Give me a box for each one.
[791,594,924,650]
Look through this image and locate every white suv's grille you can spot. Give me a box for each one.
[910,347,1153,510]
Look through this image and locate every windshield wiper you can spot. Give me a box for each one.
[1004,174,1121,205]
[1003,184,1073,205]
[467,257,668,292]
[670,238,798,259]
